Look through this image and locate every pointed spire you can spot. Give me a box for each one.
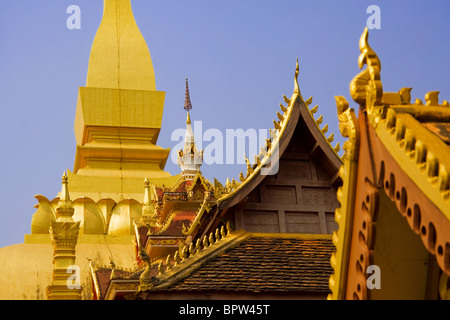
[186,111,191,125]
[59,171,71,204]
[86,0,156,91]
[294,58,300,95]
[178,78,203,180]
[56,171,74,221]
[184,78,193,112]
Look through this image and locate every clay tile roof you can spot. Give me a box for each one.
[94,268,128,299]
[165,237,333,293]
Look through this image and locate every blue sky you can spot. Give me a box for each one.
[0,0,449,247]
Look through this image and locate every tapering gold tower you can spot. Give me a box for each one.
[0,0,179,300]
[71,0,178,202]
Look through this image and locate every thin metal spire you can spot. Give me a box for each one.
[184,77,193,112]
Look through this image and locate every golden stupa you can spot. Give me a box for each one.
[0,0,179,299]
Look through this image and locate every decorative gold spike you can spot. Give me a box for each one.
[245,156,254,177]
[215,228,221,243]
[305,96,313,107]
[321,124,329,134]
[294,58,300,95]
[425,91,440,106]
[213,178,224,198]
[316,115,323,125]
[202,235,209,248]
[279,103,288,113]
[220,225,226,238]
[277,111,284,122]
[239,172,245,182]
[188,242,194,256]
[273,119,281,130]
[327,133,335,143]
[158,261,164,275]
[265,138,272,150]
[283,95,290,105]
[174,249,180,265]
[253,154,261,166]
[231,179,238,190]
[260,146,267,157]
[415,98,423,105]
[165,255,172,271]
[310,105,318,114]
[180,246,187,261]
[270,128,278,139]
[209,232,215,245]
[225,178,231,192]
[334,142,340,153]
[226,221,231,235]
[195,238,202,253]
[57,171,73,212]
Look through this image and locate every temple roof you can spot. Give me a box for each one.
[213,60,342,210]
[163,236,333,293]
[91,229,333,299]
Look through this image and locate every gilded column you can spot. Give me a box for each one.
[46,172,82,300]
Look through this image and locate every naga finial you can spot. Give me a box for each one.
[294,58,300,94]
[350,27,382,106]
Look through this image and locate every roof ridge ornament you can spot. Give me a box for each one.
[294,58,300,95]
[350,27,383,107]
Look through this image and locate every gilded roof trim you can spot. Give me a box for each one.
[328,97,360,300]
[216,60,341,207]
[330,27,450,299]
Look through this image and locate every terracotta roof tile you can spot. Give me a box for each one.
[164,237,333,293]
[94,268,128,299]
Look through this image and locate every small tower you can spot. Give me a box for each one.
[177,78,203,180]
[47,172,82,300]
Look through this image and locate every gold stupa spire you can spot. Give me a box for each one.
[86,0,156,91]
[55,171,74,221]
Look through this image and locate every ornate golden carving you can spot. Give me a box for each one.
[47,173,82,300]
[49,221,80,245]
[336,96,360,161]
[350,27,382,108]
[329,97,360,300]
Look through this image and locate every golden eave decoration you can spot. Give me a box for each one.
[216,59,341,204]
[329,27,450,300]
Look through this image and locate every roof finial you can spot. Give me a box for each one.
[184,77,193,112]
[294,58,300,94]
